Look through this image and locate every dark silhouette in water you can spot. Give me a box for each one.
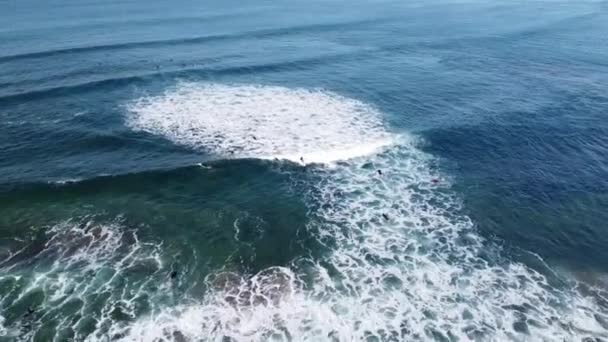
[382,213,389,221]
[431,178,439,184]
[24,306,35,318]
[170,270,178,279]
[377,169,383,176]
[252,135,257,140]
[300,156,304,163]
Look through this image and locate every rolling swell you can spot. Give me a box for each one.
[0,10,262,36]
[0,52,373,103]
[0,158,298,195]
[2,0,607,337]
[0,17,392,64]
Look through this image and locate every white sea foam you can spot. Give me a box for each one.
[126,82,393,164]
[0,220,165,342]
[112,148,608,341]
[0,315,6,336]
[49,178,83,185]
[5,83,603,341]
[117,83,608,341]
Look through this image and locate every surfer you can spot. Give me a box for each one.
[377,169,383,176]
[24,306,35,318]
[382,213,389,221]
[300,156,304,163]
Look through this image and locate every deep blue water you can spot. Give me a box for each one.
[2,0,608,341]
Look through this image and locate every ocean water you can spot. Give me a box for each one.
[1,0,608,341]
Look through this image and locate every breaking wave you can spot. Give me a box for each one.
[122,83,608,341]
[126,83,394,164]
[3,83,606,341]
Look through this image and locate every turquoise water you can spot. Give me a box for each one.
[1,0,608,341]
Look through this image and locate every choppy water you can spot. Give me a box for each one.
[2,0,608,341]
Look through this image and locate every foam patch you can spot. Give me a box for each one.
[126,82,394,163]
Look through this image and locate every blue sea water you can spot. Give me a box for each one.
[1,0,608,340]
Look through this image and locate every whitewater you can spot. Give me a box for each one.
[107,82,608,341]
